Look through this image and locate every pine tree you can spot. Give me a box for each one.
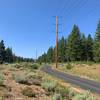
[67,25,82,61]
[0,40,6,64]
[41,53,47,63]
[86,34,93,61]
[65,38,70,61]
[93,21,100,62]
[46,47,54,63]
[81,33,87,61]
[95,21,100,41]
[5,47,13,63]
[58,37,66,62]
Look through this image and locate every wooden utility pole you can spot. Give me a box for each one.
[56,16,58,68]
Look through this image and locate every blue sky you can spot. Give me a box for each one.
[0,0,100,58]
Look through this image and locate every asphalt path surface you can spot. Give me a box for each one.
[41,65,100,94]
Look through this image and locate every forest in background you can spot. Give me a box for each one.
[0,21,100,64]
[0,40,34,64]
[38,21,100,63]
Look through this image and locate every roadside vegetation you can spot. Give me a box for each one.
[0,63,98,100]
[41,72,98,100]
[54,62,100,82]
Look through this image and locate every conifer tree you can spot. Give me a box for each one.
[93,21,100,62]
[5,47,13,63]
[86,34,93,61]
[0,40,6,63]
[67,25,82,61]
[46,47,54,63]
[81,33,87,61]
[58,37,66,62]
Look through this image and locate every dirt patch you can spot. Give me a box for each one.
[0,64,49,100]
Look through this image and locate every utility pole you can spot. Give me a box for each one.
[56,16,58,68]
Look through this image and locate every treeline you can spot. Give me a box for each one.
[38,21,100,63]
[0,40,34,64]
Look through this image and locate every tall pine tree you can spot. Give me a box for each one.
[5,47,13,63]
[58,37,66,62]
[86,34,93,61]
[0,40,6,63]
[93,21,100,62]
[46,47,54,63]
[81,33,87,61]
[67,25,82,61]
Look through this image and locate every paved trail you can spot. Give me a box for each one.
[41,65,100,94]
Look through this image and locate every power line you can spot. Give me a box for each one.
[57,0,75,16]
[61,0,91,33]
[64,0,88,18]
[75,1,100,24]
[85,1,100,17]
[60,0,81,17]
[56,0,89,35]
[53,0,100,41]
[70,0,88,17]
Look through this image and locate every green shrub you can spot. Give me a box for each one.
[55,86,69,97]
[86,62,94,66]
[39,62,42,65]
[27,73,42,86]
[22,87,36,97]
[56,87,76,99]
[72,94,85,100]
[41,79,57,93]
[13,73,28,84]
[12,63,23,69]
[0,73,5,86]
[87,96,96,100]
[66,63,73,70]
[68,88,77,98]
[13,73,42,86]
[52,93,63,100]
[30,64,39,70]
[72,91,96,100]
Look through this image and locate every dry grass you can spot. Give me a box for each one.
[0,63,99,100]
[0,64,50,100]
[50,63,100,99]
[40,71,99,100]
[54,63,100,82]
